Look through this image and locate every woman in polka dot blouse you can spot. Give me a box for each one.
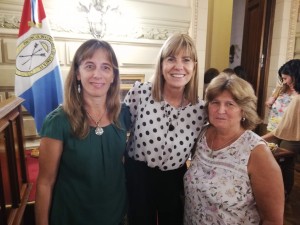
[124,33,207,225]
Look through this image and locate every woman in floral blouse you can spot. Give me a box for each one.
[184,73,284,225]
[265,62,296,134]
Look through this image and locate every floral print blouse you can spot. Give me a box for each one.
[184,128,265,225]
[267,93,293,132]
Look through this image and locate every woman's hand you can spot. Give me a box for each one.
[265,97,275,108]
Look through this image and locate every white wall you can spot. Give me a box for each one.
[230,0,245,68]
[0,0,196,145]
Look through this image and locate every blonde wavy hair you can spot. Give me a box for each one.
[63,39,121,138]
[205,73,262,130]
[151,33,199,104]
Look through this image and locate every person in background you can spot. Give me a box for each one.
[203,67,219,96]
[124,33,206,225]
[262,59,300,195]
[35,39,130,225]
[222,67,234,75]
[184,73,284,225]
[265,62,296,134]
[233,65,248,80]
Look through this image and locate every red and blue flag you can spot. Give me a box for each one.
[15,0,63,132]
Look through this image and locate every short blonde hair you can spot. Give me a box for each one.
[151,33,199,104]
[205,73,262,130]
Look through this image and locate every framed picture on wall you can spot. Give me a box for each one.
[120,74,144,101]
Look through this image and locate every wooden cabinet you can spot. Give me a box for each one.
[0,97,31,225]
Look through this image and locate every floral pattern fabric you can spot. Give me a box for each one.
[267,93,293,132]
[184,129,264,225]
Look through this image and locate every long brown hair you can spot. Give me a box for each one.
[151,33,199,104]
[63,39,121,138]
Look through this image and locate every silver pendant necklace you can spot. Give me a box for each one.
[86,108,107,136]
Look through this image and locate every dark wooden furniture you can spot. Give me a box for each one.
[273,147,295,196]
[0,97,32,225]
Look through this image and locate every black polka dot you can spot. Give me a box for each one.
[125,83,206,171]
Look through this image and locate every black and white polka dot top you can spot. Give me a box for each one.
[124,82,207,171]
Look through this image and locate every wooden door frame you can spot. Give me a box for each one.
[241,0,276,134]
[258,0,276,123]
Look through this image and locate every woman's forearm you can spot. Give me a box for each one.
[35,183,52,225]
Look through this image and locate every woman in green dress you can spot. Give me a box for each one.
[35,39,130,225]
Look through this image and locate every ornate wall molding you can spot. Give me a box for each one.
[0,14,19,29]
[0,0,191,41]
[190,0,199,41]
[287,0,300,59]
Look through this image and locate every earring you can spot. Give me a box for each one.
[242,117,245,122]
[77,83,81,93]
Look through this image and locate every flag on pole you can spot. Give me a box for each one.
[15,0,63,133]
